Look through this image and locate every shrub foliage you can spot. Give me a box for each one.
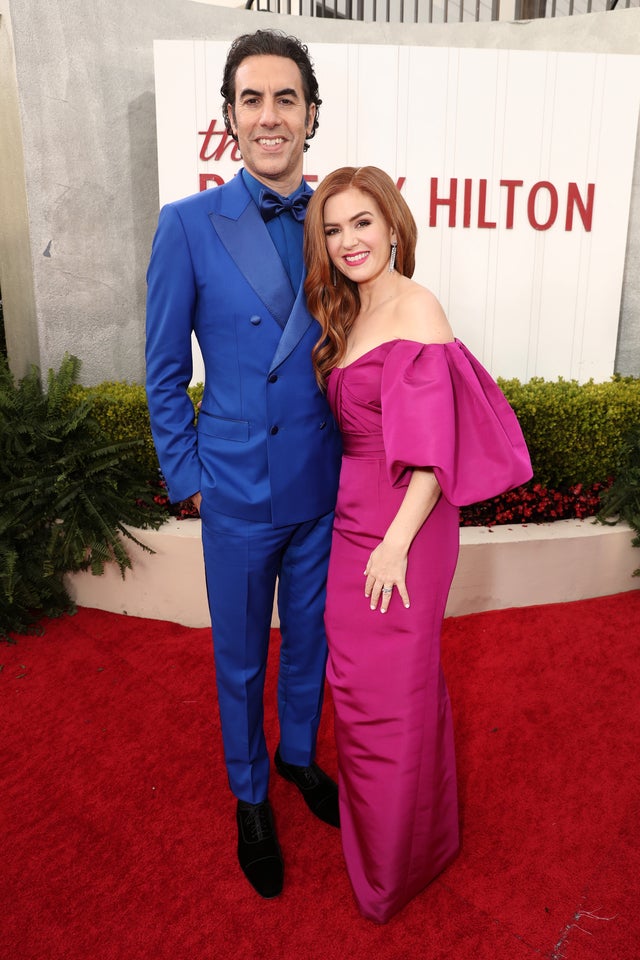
[71,371,640,534]
[597,421,640,575]
[0,354,168,640]
[72,374,640,494]
[498,375,640,488]
[68,380,203,474]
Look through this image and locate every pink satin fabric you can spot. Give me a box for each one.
[325,339,532,923]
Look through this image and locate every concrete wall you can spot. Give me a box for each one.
[1,0,639,385]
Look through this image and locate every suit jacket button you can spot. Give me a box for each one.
[319,420,327,429]
[268,373,278,383]
[270,425,279,435]
[249,315,262,325]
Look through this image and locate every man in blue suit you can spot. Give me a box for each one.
[145,30,342,900]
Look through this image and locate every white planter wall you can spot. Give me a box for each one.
[66,519,638,627]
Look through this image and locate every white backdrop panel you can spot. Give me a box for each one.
[153,41,640,383]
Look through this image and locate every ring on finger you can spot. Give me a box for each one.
[382,586,393,594]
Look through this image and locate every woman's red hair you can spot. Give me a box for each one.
[304,166,417,388]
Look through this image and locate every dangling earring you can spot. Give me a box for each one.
[331,264,338,287]
[388,241,397,273]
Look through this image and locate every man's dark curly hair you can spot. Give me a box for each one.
[220,29,321,152]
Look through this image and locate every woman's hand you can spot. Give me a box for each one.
[364,538,410,613]
[363,468,440,615]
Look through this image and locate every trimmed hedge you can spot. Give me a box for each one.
[498,375,640,488]
[68,381,204,475]
[70,375,640,491]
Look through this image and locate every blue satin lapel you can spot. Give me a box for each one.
[209,175,314,369]
[209,202,294,329]
[269,276,314,373]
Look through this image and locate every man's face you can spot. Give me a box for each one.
[227,55,315,197]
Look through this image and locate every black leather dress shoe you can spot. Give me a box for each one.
[274,746,340,828]
[236,799,284,899]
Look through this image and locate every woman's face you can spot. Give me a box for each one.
[322,187,396,285]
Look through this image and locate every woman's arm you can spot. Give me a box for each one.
[364,467,441,613]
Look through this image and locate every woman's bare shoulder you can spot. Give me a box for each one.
[394,281,454,345]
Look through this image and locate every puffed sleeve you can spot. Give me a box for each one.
[380,340,532,506]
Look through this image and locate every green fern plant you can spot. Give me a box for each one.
[0,353,168,640]
[597,421,640,576]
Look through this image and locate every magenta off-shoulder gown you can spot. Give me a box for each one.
[325,339,532,924]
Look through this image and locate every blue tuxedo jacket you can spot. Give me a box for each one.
[145,173,341,528]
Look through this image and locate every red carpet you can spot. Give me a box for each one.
[2,592,639,960]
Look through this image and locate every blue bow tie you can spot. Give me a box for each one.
[259,189,310,223]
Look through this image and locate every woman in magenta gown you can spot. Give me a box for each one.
[303,167,532,924]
